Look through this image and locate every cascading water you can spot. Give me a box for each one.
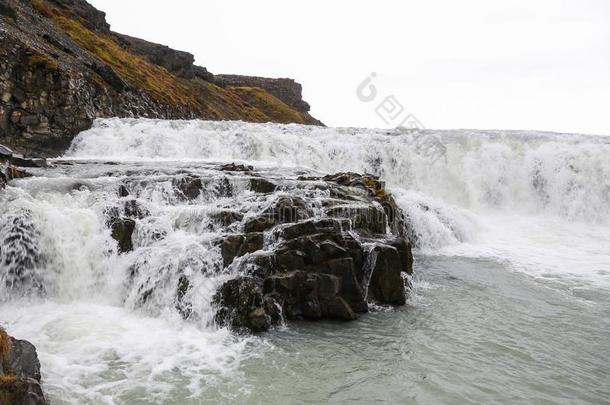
[1,118,609,404]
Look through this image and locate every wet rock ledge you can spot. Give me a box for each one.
[210,171,414,333]
[0,327,47,405]
[97,164,414,333]
[96,164,415,333]
[0,144,47,189]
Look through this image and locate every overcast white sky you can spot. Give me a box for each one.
[89,0,610,134]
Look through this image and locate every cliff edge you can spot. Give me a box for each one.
[0,0,322,157]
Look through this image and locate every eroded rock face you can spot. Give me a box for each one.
[0,144,39,188]
[110,218,135,253]
[0,1,321,157]
[213,171,414,333]
[0,328,47,405]
[215,75,312,113]
[26,160,413,335]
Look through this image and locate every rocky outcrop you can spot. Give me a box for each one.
[0,327,48,405]
[0,0,321,157]
[106,162,413,333]
[0,143,41,188]
[215,75,311,114]
[211,171,413,333]
[48,0,109,32]
[113,33,213,81]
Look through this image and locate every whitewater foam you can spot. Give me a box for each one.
[2,118,610,403]
[65,118,610,222]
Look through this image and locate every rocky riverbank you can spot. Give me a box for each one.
[0,0,321,157]
[0,327,47,405]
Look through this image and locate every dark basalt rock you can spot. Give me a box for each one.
[326,205,387,235]
[110,218,135,253]
[117,184,129,197]
[6,339,41,382]
[263,271,357,321]
[174,176,203,200]
[221,233,264,267]
[0,145,36,187]
[249,178,276,194]
[9,157,48,169]
[123,199,149,219]
[218,163,253,172]
[210,210,243,227]
[366,243,407,305]
[50,0,110,32]
[0,2,16,20]
[0,145,13,159]
[214,172,414,333]
[244,196,312,233]
[86,61,128,92]
[213,277,272,333]
[0,328,47,405]
[0,377,48,405]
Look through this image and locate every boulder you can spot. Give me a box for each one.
[123,199,149,219]
[0,145,13,159]
[244,196,312,233]
[110,218,135,253]
[6,339,41,382]
[0,377,48,405]
[218,163,253,172]
[366,243,407,305]
[174,176,203,200]
[0,328,47,405]
[213,277,275,333]
[221,233,264,267]
[210,210,243,227]
[117,185,130,197]
[249,178,276,193]
[262,271,356,320]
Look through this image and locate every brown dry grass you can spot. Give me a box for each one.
[28,54,58,70]
[0,374,15,384]
[230,86,306,124]
[29,0,309,125]
[0,327,12,376]
[0,328,10,359]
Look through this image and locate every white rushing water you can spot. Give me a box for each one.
[1,118,609,404]
[65,118,610,287]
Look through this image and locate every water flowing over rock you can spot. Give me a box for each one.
[0,153,413,335]
[3,119,610,403]
[211,172,413,332]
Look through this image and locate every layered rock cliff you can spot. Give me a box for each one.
[0,0,321,157]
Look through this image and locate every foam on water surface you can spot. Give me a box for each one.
[1,118,609,403]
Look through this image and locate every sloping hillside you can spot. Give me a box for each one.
[0,0,321,156]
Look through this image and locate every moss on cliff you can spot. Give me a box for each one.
[2,0,322,157]
[30,0,309,124]
[27,54,58,71]
[229,86,308,124]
